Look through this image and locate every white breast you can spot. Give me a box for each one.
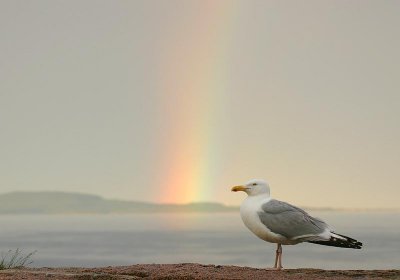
[240,195,288,244]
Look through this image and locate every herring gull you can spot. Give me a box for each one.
[231,179,362,269]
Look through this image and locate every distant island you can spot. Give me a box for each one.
[0,191,238,214]
[0,191,396,215]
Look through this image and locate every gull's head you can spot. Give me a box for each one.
[231,179,270,197]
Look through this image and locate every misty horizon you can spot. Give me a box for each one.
[0,190,398,211]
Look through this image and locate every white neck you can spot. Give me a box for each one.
[244,193,271,204]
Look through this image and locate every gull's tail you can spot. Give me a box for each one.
[308,232,362,249]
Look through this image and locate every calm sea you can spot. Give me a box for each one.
[0,211,399,269]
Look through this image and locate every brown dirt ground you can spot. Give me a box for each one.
[0,264,399,280]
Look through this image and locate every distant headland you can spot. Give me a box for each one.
[0,191,397,215]
[0,191,238,214]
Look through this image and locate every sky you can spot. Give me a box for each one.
[1,0,399,209]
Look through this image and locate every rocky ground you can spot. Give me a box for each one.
[0,264,399,280]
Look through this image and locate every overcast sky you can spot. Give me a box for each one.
[1,0,399,208]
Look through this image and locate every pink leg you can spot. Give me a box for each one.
[273,243,283,269]
[273,244,279,268]
[277,243,283,270]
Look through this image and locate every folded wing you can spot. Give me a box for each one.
[259,199,329,241]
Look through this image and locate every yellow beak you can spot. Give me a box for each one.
[231,185,248,192]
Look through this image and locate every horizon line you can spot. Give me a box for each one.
[1,190,399,212]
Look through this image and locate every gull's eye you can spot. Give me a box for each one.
[252,183,257,186]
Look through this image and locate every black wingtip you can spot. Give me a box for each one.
[308,233,363,249]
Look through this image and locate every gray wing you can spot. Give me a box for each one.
[259,199,329,240]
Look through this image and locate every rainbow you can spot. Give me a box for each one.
[156,2,239,203]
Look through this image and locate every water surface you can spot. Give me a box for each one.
[1,211,398,269]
